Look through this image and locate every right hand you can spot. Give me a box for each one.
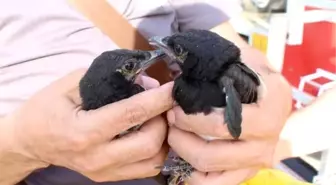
[5,69,174,182]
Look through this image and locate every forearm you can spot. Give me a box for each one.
[275,86,336,162]
[0,116,46,185]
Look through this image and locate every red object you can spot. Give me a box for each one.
[281,6,336,96]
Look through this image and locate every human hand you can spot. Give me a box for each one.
[167,62,292,185]
[5,69,174,182]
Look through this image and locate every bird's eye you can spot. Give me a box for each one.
[174,44,184,55]
[123,61,135,71]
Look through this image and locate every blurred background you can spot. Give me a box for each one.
[231,0,336,184]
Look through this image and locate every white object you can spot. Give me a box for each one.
[291,68,336,185]
[286,0,336,45]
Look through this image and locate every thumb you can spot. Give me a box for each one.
[87,82,174,136]
[141,76,160,89]
[134,75,160,90]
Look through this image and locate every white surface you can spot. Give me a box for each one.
[286,0,305,45]
[314,148,336,185]
[286,0,336,45]
[290,68,336,185]
[266,15,287,72]
[230,13,258,36]
[305,0,336,10]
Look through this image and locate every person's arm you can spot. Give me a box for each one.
[0,116,47,185]
[273,86,336,163]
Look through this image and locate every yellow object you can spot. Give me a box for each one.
[184,169,312,185]
[250,32,268,54]
[241,169,313,185]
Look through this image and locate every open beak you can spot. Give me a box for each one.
[148,36,184,66]
[137,49,165,73]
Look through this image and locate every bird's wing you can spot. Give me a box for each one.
[219,76,242,139]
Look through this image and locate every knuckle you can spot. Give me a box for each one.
[167,132,175,146]
[69,134,90,151]
[124,105,148,125]
[142,139,162,157]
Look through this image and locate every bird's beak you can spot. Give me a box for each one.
[148,36,171,54]
[148,36,183,66]
[137,49,165,74]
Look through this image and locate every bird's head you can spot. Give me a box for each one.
[148,30,241,80]
[96,49,165,82]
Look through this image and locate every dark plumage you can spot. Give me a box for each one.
[79,49,168,185]
[149,29,260,138]
[79,49,165,136]
[149,29,261,184]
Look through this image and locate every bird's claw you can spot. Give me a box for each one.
[160,156,194,185]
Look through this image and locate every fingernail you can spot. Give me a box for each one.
[167,110,175,125]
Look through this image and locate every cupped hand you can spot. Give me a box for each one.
[5,69,174,182]
[167,62,292,185]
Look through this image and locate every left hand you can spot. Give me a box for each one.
[167,63,292,185]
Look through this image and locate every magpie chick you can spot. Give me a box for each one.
[79,49,165,137]
[79,49,170,185]
[149,29,262,184]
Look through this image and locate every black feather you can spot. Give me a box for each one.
[149,29,261,185]
[78,49,168,185]
[163,29,260,138]
[79,49,148,111]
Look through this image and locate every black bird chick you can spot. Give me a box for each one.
[149,29,262,184]
[79,49,170,185]
[79,49,165,137]
[149,29,261,139]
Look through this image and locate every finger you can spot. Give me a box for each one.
[168,127,273,171]
[187,168,258,185]
[84,82,174,139]
[88,146,168,182]
[111,146,169,180]
[167,103,270,140]
[134,74,144,85]
[134,75,160,89]
[92,116,168,167]
[141,76,160,89]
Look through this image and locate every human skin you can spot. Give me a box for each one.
[0,70,174,185]
[166,21,293,185]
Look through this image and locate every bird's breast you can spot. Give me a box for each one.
[173,77,226,114]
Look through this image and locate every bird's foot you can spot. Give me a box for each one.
[161,156,194,185]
